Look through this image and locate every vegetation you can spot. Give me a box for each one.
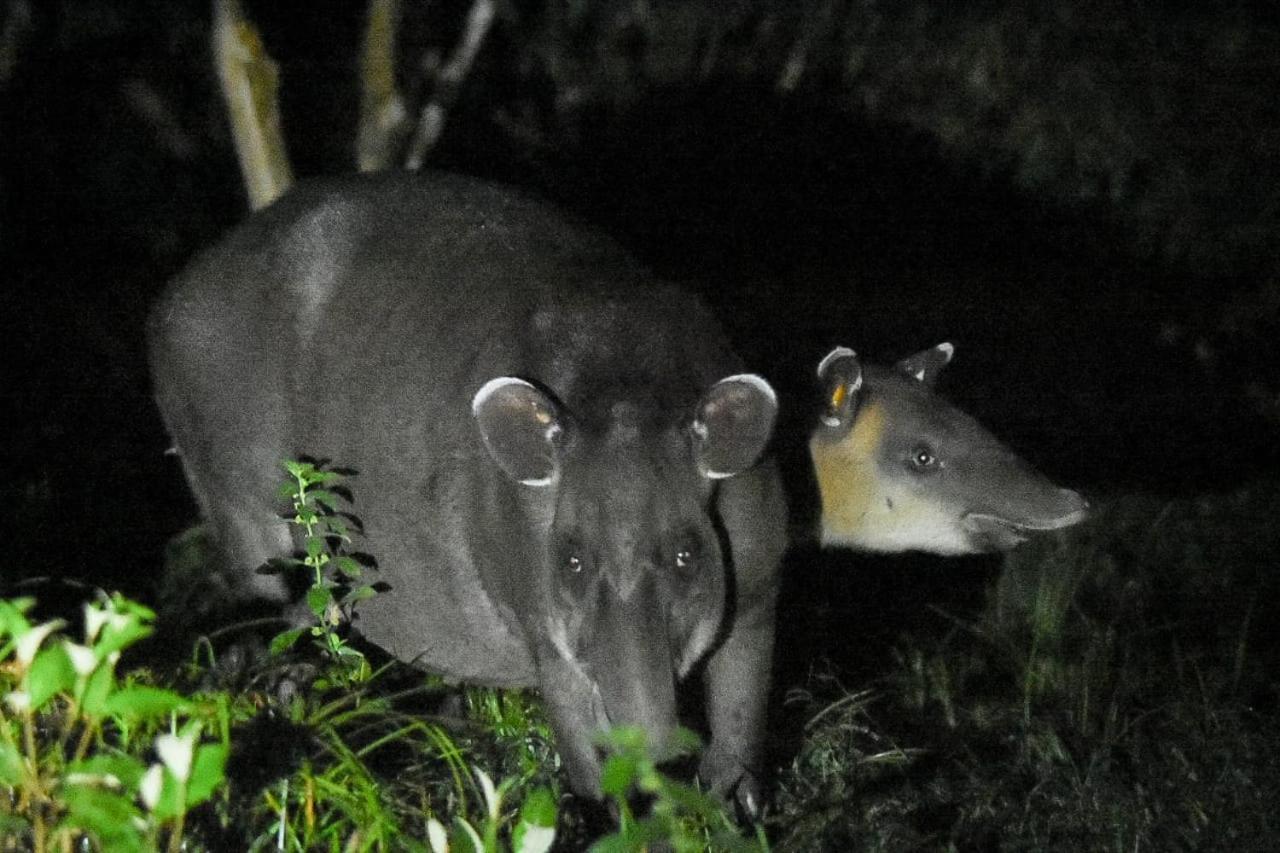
[2,461,764,850]
[771,484,1280,850]
[7,457,1279,849]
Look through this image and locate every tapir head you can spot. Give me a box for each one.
[810,344,1088,554]
[471,372,777,782]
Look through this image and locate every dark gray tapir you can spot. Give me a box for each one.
[148,172,787,810]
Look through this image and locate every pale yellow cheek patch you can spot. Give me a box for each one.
[810,402,886,544]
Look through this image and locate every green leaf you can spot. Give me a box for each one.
[26,643,76,709]
[336,556,363,579]
[340,585,378,606]
[514,821,557,853]
[269,627,306,655]
[306,537,326,562]
[79,658,117,718]
[512,787,558,853]
[59,783,147,852]
[306,584,331,618]
[150,766,184,820]
[283,459,310,478]
[323,516,349,539]
[451,816,483,853]
[598,725,647,754]
[186,742,229,807]
[520,787,557,828]
[259,557,303,576]
[101,685,189,721]
[600,753,639,797]
[310,489,339,510]
[0,597,34,639]
[67,754,147,791]
[0,740,25,786]
[94,619,153,661]
[667,727,703,758]
[108,595,156,622]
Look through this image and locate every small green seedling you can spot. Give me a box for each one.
[268,459,380,686]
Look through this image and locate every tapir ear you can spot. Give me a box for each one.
[692,374,778,479]
[471,377,564,486]
[896,342,955,387]
[816,346,864,431]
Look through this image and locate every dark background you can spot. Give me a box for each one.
[3,0,1278,676]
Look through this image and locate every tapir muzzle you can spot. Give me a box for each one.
[585,572,682,754]
[962,485,1089,551]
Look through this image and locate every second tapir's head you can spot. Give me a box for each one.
[810,344,1088,554]
[470,371,777,760]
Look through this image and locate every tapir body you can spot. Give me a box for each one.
[148,172,787,805]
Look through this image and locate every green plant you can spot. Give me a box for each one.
[592,726,767,853]
[423,767,557,853]
[269,459,379,686]
[0,593,229,853]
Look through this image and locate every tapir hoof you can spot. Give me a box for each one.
[698,746,764,823]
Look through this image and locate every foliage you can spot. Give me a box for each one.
[267,459,380,687]
[0,593,229,853]
[592,726,766,853]
[771,485,1280,851]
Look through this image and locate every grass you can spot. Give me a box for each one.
[7,476,1280,849]
[770,482,1280,851]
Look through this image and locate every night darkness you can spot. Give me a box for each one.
[4,1,1280,848]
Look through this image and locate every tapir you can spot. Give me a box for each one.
[808,344,1089,554]
[147,172,787,810]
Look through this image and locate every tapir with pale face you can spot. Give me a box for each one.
[809,344,1088,556]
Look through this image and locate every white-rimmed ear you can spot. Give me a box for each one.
[816,346,863,431]
[691,374,777,479]
[471,377,563,486]
[896,342,954,387]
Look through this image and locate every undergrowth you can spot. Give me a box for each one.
[3,459,761,851]
[771,483,1280,851]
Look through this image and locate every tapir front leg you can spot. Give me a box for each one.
[700,462,786,818]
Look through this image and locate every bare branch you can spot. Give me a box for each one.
[357,0,409,172]
[404,0,497,171]
[0,0,33,89]
[212,0,293,209]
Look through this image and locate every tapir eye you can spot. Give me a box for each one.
[909,445,939,471]
[675,549,695,570]
[565,555,585,574]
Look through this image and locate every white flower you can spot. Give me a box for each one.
[15,620,65,668]
[65,771,122,789]
[83,603,110,643]
[515,824,556,853]
[426,818,449,853]
[475,767,499,820]
[64,642,98,677]
[139,764,164,810]
[155,732,195,783]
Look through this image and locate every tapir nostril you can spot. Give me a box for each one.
[1060,488,1089,514]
